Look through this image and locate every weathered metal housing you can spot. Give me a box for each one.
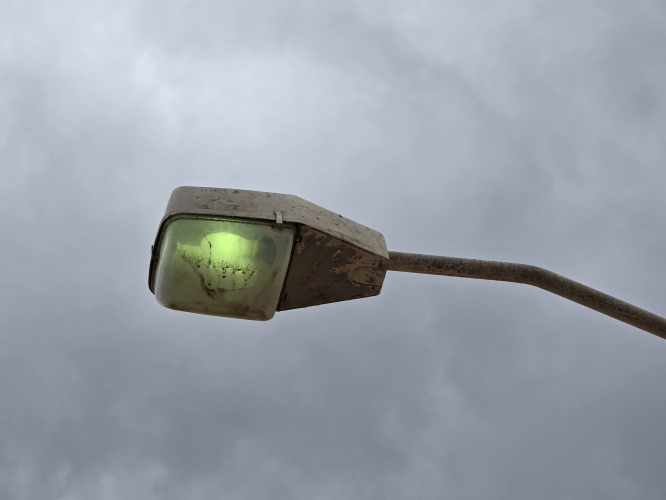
[149,186,389,313]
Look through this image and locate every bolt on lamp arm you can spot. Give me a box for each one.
[388,251,666,341]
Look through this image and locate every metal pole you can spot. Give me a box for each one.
[387,251,666,341]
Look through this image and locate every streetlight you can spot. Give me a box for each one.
[148,186,666,340]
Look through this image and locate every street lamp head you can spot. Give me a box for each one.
[148,187,389,320]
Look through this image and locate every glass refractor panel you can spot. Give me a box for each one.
[154,216,295,320]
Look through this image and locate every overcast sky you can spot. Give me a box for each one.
[1,1,666,499]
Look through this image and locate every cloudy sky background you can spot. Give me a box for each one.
[1,0,666,498]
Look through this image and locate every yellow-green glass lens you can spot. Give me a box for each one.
[153,216,295,320]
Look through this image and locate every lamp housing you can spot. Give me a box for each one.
[149,187,389,320]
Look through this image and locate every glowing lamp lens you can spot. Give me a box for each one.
[153,216,295,320]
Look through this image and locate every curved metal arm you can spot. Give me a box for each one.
[388,251,666,341]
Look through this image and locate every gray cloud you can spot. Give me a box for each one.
[1,0,665,499]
